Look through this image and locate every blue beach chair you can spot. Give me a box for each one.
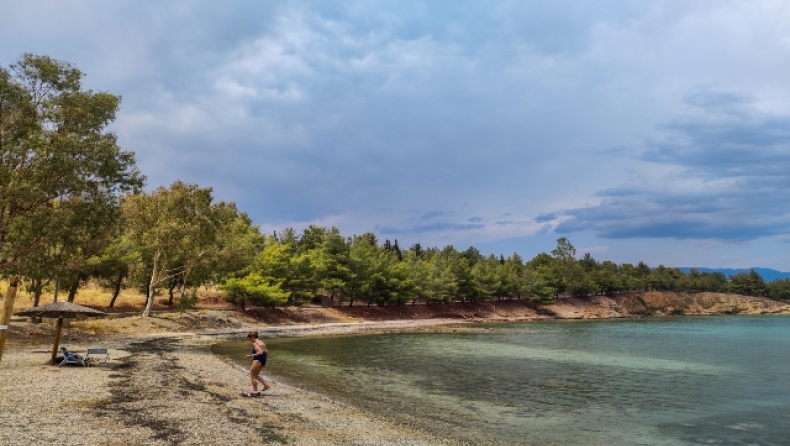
[59,347,86,367]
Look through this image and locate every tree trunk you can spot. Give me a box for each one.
[179,280,187,303]
[108,268,126,308]
[168,277,177,306]
[53,278,60,303]
[143,278,156,317]
[0,276,20,365]
[142,252,161,317]
[66,275,83,303]
[31,278,43,307]
[30,278,46,323]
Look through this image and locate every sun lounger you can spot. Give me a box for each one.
[59,347,86,367]
[86,347,110,364]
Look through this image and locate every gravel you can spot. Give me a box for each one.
[0,322,466,446]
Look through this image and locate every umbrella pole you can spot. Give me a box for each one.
[0,276,20,366]
[50,318,64,366]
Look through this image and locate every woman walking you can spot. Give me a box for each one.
[243,331,272,397]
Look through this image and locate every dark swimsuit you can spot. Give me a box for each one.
[252,348,267,365]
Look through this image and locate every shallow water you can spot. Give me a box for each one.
[216,316,790,445]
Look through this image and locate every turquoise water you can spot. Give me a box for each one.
[217,316,790,445]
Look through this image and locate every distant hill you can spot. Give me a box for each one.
[677,267,790,282]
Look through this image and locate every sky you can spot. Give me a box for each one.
[2,1,789,270]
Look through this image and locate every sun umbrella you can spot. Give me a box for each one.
[15,302,105,365]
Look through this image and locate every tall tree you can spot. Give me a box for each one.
[551,237,578,295]
[123,182,230,317]
[0,54,142,364]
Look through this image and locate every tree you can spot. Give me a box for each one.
[345,235,378,306]
[767,278,790,299]
[307,227,351,307]
[523,269,557,303]
[403,249,430,304]
[54,194,124,303]
[551,237,579,295]
[590,261,621,295]
[579,252,597,273]
[92,233,137,308]
[0,54,142,364]
[219,273,289,310]
[551,237,576,262]
[461,246,484,266]
[471,255,501,300]
[526,253,564,300]
[297,225,327,253]
[392,239,402,261]
[501,253,526,299]
[619,263,643,292]
[425,254,459,304]
[123,182,231,317]
[729,270,766,296]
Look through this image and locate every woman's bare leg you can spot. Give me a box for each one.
[256,373,271,391]
[249,361,263,392]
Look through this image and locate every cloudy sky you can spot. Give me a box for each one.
[2,1,789,270]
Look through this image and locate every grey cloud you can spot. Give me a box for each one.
[682,90,751,110]
[556,207,788,241]
[556,90,790,241]
[378,221,485,235]
[535,212,559,223]
[421,211,446,220]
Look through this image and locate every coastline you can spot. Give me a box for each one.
[0,320,467,446]
[2,292,789,445]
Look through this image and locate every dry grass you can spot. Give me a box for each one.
[1,280,224,313]
[2,282,144,311]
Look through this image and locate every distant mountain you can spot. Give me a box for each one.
[677,267,790,282]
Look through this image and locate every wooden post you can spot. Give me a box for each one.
[50,318,64,366]
[0,276,20,365]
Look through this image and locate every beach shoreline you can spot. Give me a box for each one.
[2,292,789,445]
[1,319,470,446]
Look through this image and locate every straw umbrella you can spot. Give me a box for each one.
[14,302,105,365]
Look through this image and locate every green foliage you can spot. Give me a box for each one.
[122,181,258,316]
[219,273,289,308]
[729,270,766,296]
[766,278,790,299]
[0,54,142,278]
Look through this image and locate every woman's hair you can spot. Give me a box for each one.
[247,331,259,339]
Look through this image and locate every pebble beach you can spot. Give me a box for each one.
[4,292,787,445]
[0,320,465,446]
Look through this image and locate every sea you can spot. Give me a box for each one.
[216,315,790,445]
